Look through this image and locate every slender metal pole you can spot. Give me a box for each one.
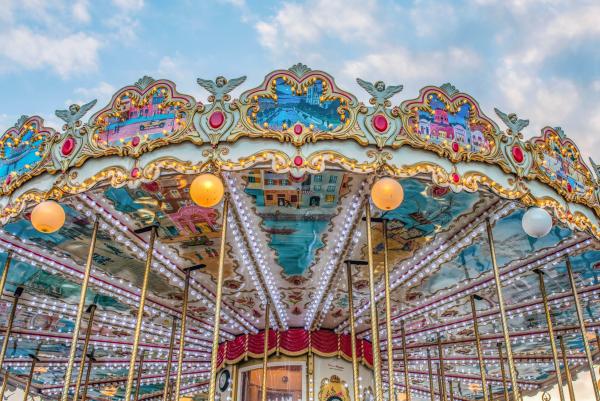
[134,351,145,401]
[558,336,575,401]
[426,350,434,401]
[437,363,444,401]
[401,321,410,401]
[345,261,360,401]
[470,295,488,401]
[125,224,158,401]
[23,356,37,401]
[174,269,191,400]
[437,335,446,401]
[81,355,95,401]
[565,257,600,401]
[365,204,383,401]
[162,317,177,401]
[0,252,12,298]
[0,371,7,400]
[261,303,271,401]
[73,304,96,401]
[380,220,395,401]
[61,216,99,401]
[488,383,493,401]
[0,286,23,371]
[497,343,509,401]
[207,196,230,401]
[534,270,565,401]
[231,364,238,401]
[449,381,454,401]
[486,220,520,401]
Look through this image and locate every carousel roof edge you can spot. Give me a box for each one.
[1,64,599,237]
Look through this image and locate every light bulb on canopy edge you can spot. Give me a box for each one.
[31,200,65,234]
[190,173,225,208]
[522,207,553,238]
[371,177,404,210]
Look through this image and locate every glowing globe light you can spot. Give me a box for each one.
[31,200,65,234]
[371,177,404,210]
[190,173,225,207]
[522,207,553,238]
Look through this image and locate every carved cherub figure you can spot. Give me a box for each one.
[494,108,529,135]
[196,75,246,102]
[55,99,97,130]
[356,78,403,106]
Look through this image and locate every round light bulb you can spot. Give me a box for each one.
[190,173,225,207]
[31,200,65,234]
[522,207,553,238]
[371,177,404,210]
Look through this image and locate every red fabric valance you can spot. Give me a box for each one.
[217,329,373,368]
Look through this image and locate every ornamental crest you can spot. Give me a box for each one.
[397,85,499,162]
[86,78,198,158]
[229,65,367,146]
[318,375,350,401]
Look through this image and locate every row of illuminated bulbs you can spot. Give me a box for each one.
[31,175,553,238]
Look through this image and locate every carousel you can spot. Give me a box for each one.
[0,63,598,401]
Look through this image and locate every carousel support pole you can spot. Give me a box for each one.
[449,381,454,401]
[488,383,494,401]
[134,351,145,401]
[565,257,600,401]
[73,304,97,401]
[23,354,38,401]
[344,260,364,401]
[401,321,410,401]
[470,295,488,401]
[426,349,434,401]
[175,264,204,401]
[558,336,575,401]
[372,217,396,401]
[261,303,271,401]
[162,316,177,401]
[0,252,12,298]
[61,216,99,401]
[365,205,383,401]
[0,372,7,400]
[0,286,23,371]
[497,343,509,401]
[437,363,444,401]
[207,195,230,401]
[81,353,96,401]
[486,220,520,401]
[231,364,238,401]
[124,223,158,401]
[437,335,447,401]
[534,269,565,401]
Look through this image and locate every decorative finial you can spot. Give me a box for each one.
[494,108,529,135]
[14,115,30,128]
[288,63,312,77]
[134,76,156,90]
[554,127,566,139]
[55,100,97,129]
[440,83,459,97]
[196,75,247,102]
[356,78,403,106]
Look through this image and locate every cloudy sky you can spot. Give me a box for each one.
[0,0,600,163]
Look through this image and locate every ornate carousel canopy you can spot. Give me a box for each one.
[0,64,599,401]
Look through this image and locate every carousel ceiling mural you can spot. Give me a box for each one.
[0,64,598,401]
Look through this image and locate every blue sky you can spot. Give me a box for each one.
[1,0,600,160]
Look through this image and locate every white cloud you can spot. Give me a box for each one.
[72,0,91,23]
[255,0,381,52]
[111,0,144,11]
[410,1,457,37]
[74,81,116,106]
[0,27,102,78]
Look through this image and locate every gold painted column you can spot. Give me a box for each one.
[345,260,361,401]
[162,316,177,401]
[61,216,99,401]
[207,195,230,401]
[565,257,600,401]
[125,224,158,401]
[365,205,383,401]
[401,321,410,401]
[73,304,97,401]
[558,335,575,401]
[23,355,38,401]
[437,335,446,401]
[534,269,565,401]
[497,343,509,401]
[0,286,23,370]
[0,252,12,298]
[426,349,434,401]
[449,381,454,401]
[0,372,7,400]
[261,304,271,401]
[231,364,238,401]
[486,220,520,401]
[134,351,145,401]
[470,295,488,401]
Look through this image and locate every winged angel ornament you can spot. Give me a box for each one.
[55,100,97,131]
[196,75,246,102]
[494,108,529,136]
[356,78,403,106]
